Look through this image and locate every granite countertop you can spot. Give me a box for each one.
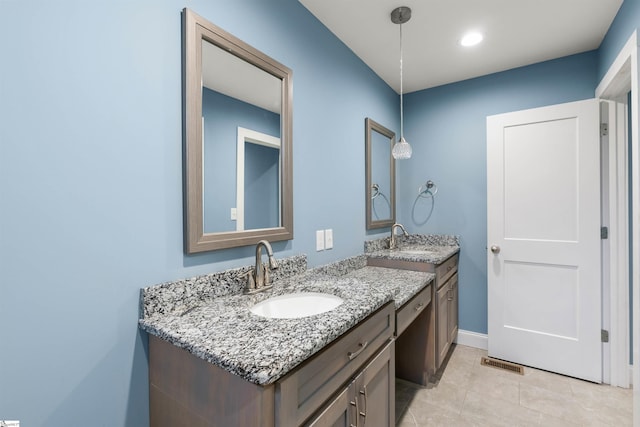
[365,233,460,264]
[367,245,459,264]
[139,234,458,387]
[342,267,434,309]
[139,269,392,386]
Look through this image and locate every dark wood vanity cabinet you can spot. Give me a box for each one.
[306,341,394,427]
[148,302,395,427]
[432,254,459,371]
[436,273,458,367]
[277,302,395,426]
[395,284,431,337]
[368,252,459,382]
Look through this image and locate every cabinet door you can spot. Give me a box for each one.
[436,283,451,368]
[306,385,356,427]
[448,274,459,346]
[276,303,395,426]
[354,341,394,427]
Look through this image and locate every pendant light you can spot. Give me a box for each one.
[391,6,413,160]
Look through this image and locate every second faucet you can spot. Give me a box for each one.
[389,223,409,250]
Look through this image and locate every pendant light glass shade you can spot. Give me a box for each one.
[392,137,412,159]
[391,6,412,160]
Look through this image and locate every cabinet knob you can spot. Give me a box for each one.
[490,245,500,254]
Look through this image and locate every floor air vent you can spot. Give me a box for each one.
[480,356,525,375]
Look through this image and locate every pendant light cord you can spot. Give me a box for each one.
[399,22,404,140]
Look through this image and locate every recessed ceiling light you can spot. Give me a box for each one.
[460,31,483,47]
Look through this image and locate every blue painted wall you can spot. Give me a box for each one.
[398,51,599,334]
[598,0,640,80]
[1,0,636,424]
[244,143,280,230]
[0,0,396,425]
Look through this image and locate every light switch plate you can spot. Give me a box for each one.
[230,208,237,220]
[316,230,325,251]
[325,229,333,249]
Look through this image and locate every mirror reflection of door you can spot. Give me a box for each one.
[371,128,392,220]
[201,38,282,234]
[237,127,281,231]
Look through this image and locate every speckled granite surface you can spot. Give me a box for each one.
[365,234,460,264]
[311,254,367,276]
[343,267,434,308]
[140,255,307,319]
[364,233,460,253]
[140,239,455,386]
[139,261,392,385]
[312,256,434,309]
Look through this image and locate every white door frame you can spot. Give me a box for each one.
[236,126,281,231]
[600,99,629,387]
[595,29,638,414]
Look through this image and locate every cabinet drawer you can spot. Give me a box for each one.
[396,284,431,336]
[435,253,458,287]
[276,302,395,426]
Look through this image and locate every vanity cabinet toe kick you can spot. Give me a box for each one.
[149,301,396,427]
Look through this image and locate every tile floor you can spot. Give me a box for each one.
[395,344,633,426]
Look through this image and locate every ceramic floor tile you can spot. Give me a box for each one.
[438,361,474,389]
[403,400,468,427]
[462,388,541,426]
[395,344,632,426]
[520,383,582,422]
[411,381,467,416]
[518,365,574,395]
[446,344,483,366]
[519,382,607,425]
[568,377,633,415]
[537,412,581,427]
[466,369,521,405]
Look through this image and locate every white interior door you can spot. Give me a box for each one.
[487,99,602,383]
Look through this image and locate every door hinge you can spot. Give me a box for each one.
[601,329,609,343]
[601,123,609,137]
[601,226,608,239]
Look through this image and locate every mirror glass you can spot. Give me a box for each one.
[183,8,293,252]
[366,118,395,229]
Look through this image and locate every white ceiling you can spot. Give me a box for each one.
[202,39,281,114]
[299,0,623,94]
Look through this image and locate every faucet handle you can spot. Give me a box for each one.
[245,270,256,291]
[263,265,270,288]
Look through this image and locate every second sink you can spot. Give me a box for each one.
[250,292,344,319]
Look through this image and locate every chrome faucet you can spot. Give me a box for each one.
[389,223,409,250]
[245,240,279,294]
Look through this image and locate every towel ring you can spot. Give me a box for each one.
[418,180,438,198]
[371,183,380,199]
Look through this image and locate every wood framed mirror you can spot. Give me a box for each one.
[183,8,293,253]
[365,118,396,229]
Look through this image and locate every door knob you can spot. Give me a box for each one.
[490,245,500,254]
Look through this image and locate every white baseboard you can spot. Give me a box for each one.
[455,329,488,350]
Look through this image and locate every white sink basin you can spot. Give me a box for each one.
[250,292,343,319]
